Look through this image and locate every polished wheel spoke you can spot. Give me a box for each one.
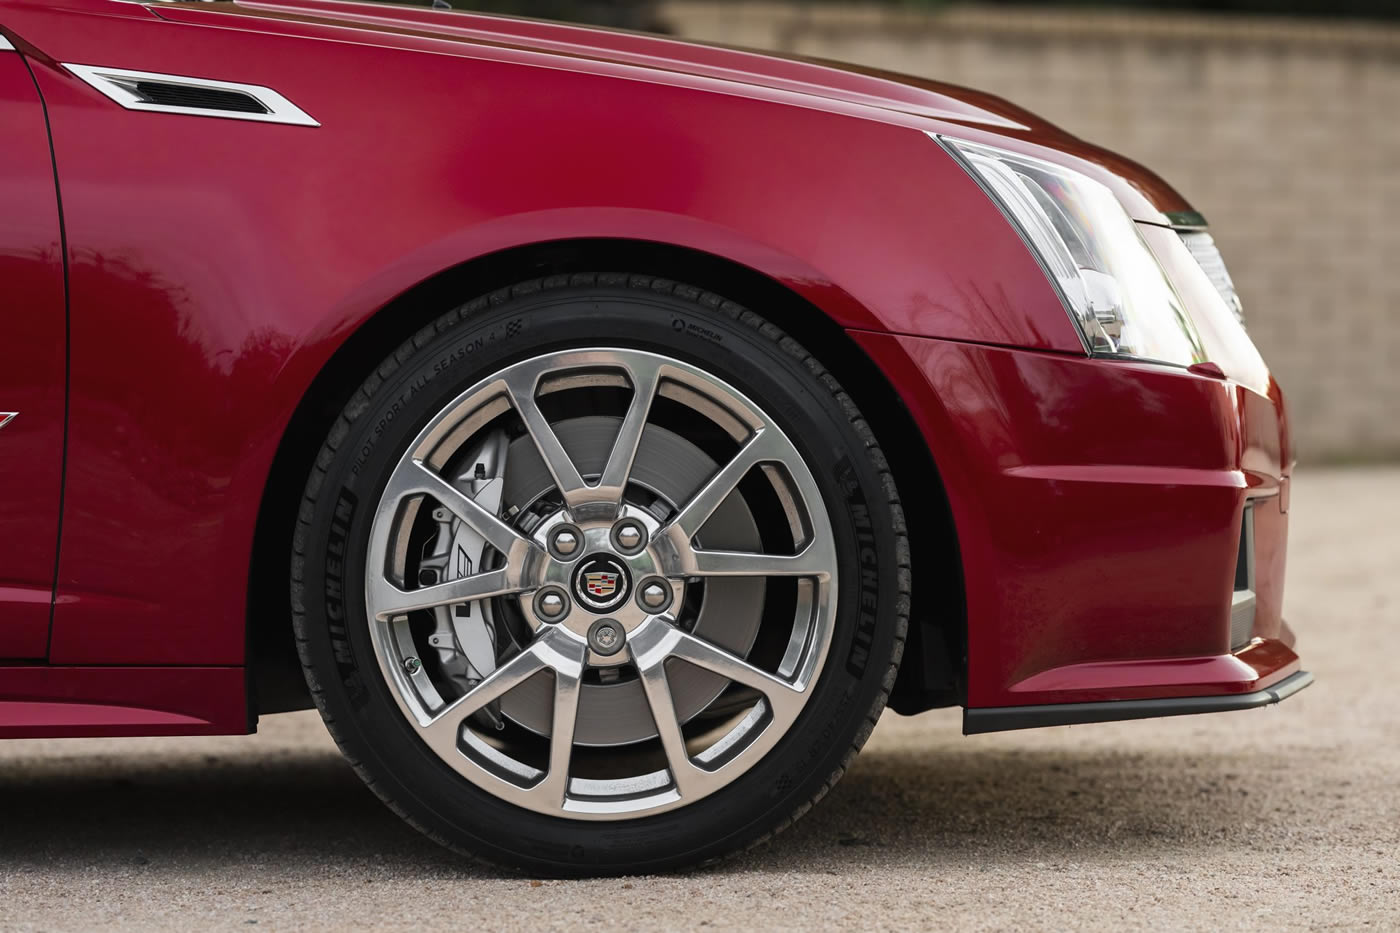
[504,368,590,506]
[687,542,832,580]
[595,360,663,504]
[670,628,805,717]
[631,616,807,773]
[663,429,782,541]
[635,652,702,797]
[371,568,520,621]
[387,460,530,558]
[417,644,550,751]
[532,634,586,805]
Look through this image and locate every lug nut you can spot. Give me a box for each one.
[533,587,570,623]
[637,578,673,614]
[588,619,625,656]
[612,519,647,555]
[549,524,583,560]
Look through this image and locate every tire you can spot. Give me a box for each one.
[291,274,909,875]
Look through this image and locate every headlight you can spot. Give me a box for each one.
[935,135,1207,367]
[1178,229,1245,326]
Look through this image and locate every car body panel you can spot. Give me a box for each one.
[0,41,65,659]
[0,0,1300,737]
[152,0,1194,223]
[852,331,1296,709]
[5,1,1080,668]
[0,665,246,738]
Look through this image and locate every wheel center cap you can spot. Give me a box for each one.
[571,553,632,614]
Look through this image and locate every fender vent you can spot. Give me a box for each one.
[62,64,319,127]
[116,79,269,115]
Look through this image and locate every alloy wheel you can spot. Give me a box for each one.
[363,348,838,819]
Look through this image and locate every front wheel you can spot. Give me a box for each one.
[291,274,908,874]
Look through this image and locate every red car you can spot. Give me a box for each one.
[1,0,1308,874]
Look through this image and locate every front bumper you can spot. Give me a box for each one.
[853,331,1304,723]
[964,669,1313,734]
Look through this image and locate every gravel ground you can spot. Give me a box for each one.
[2,468,1396,932]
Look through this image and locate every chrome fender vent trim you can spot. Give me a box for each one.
[62,64,319,127]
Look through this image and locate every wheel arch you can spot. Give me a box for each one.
[246,238,965,719]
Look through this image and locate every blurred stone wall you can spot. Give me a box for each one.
[660,2,1400,461]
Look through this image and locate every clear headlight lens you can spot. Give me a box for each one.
[1179,230,1245,326]
[937,135,1207,367]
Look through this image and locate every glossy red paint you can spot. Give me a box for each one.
[0,666,246,738]
[0,45,65,659]
[850,332,1296,708]
[0,0,1299,736]
[7,0,1081,672]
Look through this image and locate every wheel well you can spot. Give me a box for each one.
[246,239,966,720]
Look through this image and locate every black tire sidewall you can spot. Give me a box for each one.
[294,283,903,873]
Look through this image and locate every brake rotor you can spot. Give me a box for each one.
[494,416,765,747]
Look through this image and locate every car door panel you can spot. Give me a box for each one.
[0,39,65,659]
